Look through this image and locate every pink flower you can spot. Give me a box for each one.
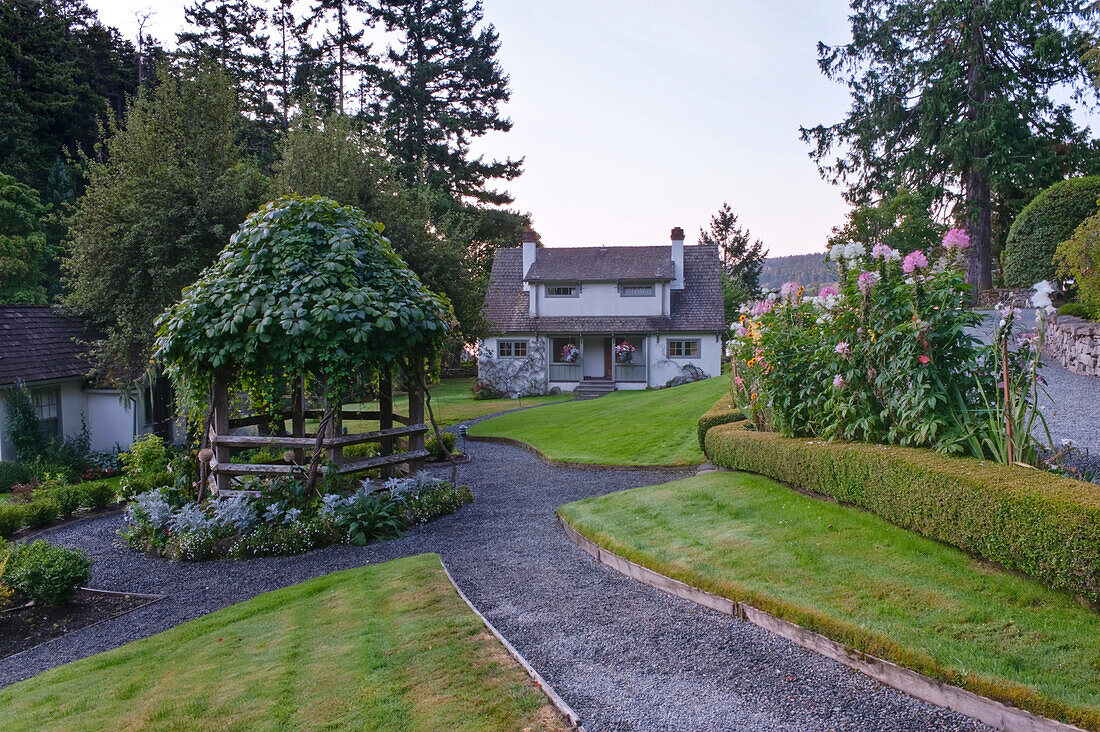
[779,281,800,298]
[857,271,880,295]
[902,250,929,274]
[871,242,898,261]
[751,299,775,317]
[942,228,970,250]
[818,285,839,298]
[834,341,850,357]
[832,374,848,390]
[734,376,744,386]
[918,355,931,365]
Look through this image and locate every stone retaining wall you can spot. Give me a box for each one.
[974,287,1032,309]
[1043,315,1100,377]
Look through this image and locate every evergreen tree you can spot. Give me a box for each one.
[802,0,1098,292]
[699,202,767,294]
[301,0,374,114]
[0,0,145,192]
[369,0,522,204]
[64,62,268,382]
[0,172,54,304]
[177,0,277,157]
[271,0,300,130]
[827,189,944,256]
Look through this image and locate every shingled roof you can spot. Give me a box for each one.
[524,245,675,282]
[482,244,724,334]
[0,306,94,387]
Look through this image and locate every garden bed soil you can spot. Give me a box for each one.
[1,589,158,660]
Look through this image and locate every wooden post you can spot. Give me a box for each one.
[407,355,426,473]
[379,368,394,477]
[211,374,231,494]
[291,375,306,464]
[324,385,343,470]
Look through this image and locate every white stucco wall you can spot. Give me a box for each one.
[647,333,723,386]
[86,390,138,452]
[532,282,666,318]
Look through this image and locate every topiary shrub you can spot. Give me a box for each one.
[1003,176,1100,287]
[0,461,32,493]
[4,539,92,605]
[696,394,743,452]
[1055,208,1100,321]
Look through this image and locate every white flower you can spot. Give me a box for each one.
[830,246,844,261]
[767,292,778,301]
[843,243,866,260]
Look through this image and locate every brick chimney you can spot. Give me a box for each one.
[521,228,537,293]
[670,226,685,290]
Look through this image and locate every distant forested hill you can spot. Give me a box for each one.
[758,253,836,291]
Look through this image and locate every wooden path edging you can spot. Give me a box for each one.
[439,559,583,730]
[557,516,1089,732]
[465,434,692,472]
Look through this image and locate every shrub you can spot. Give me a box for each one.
[3,382,46,459]
[425,432,457,461]
[0,461,33,493]
[0,504,25,538]
[705,421,1100,605]
[41,484,82,518]
[1057,302,1091,319]
[119,470,173,500]
[696,395,743,452]
[335,491,404,545]
[1003,176,1100,287]
[343,442,379,460]
[227,517,335,559]
[4,539,93,605]
[27,459,79,483]
[1055,209,1100,320]
[80,479,117,509]
[120,433,170,479]
[22,497,59,528]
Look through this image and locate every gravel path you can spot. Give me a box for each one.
[1,435,986,730]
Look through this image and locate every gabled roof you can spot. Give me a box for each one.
[524,245,675,282]
[0,306,94,387]
[482,244,724,334]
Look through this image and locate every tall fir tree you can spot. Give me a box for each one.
[64,62,268,382]
[801,0,1098,291]
[369,0,521,205]
[0,172,55,304]
[177,0,277,158]
[699,203,767,295]
[301,0,374,114]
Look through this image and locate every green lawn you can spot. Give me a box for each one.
[558,472,1100,729]
[314,377,572,433]
[468,376,731,466]
[0,554,568,732]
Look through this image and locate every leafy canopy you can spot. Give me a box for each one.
[154,195,453,395]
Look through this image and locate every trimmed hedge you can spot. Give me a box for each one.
[696,394,743,452]
[705,422,1100,605]
[1003,176,1100,287]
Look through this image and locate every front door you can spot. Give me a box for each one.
[604,338,613,378]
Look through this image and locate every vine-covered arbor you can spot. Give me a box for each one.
[155,195,453,494]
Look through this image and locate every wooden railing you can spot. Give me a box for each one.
[614,363,646,382]
[549,363,583,381]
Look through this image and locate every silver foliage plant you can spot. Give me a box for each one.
[129,490,173,529]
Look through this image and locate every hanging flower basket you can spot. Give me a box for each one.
[614,341,636,364]
[561,343,580,363]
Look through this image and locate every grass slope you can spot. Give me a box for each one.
[468,376,731,466]
[0,554,567,732]
[558,473,1100,729]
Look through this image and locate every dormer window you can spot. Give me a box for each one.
[546,285,578,297]
[619,283,655,297]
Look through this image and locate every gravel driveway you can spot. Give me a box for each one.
[2,436,986,730]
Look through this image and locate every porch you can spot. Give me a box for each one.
[547,334,647,385]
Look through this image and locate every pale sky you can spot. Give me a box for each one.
[88,0,866,255]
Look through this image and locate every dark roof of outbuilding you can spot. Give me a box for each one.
[0,306,94,387]
[524,245,675,282]
[482,244,724,334]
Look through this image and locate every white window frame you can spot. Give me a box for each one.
[545,285,579,298]
[497,340,528,358]
[619,283,655,297]
[667,339,701,359]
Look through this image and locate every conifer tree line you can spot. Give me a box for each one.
[1,0,526,379]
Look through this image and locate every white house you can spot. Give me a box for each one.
[0,306,174,461]
[478,227,725,397]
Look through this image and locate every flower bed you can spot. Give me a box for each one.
[0,478,119,539]
[704,420,1100,605]
[121,474,473,561]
